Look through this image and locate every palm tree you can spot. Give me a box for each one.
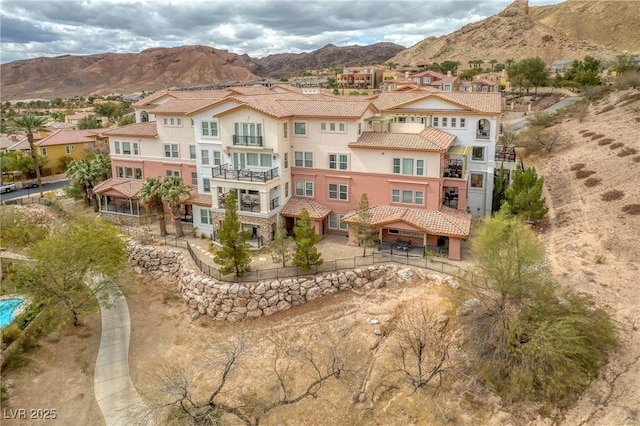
[161,176,190,238]
[66,159,101,210]
[10,114,49,197]
[91,153,112,181]
[139,177,168,236]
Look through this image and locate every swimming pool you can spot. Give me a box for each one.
[0,298,24,328]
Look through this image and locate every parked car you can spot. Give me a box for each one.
[0,183,17,193]
[21,180,39,189]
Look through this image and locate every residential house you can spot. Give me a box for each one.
[550,59,575,75]
[34,129,105,174]
[95,85,504,260]
[336,66,386,90]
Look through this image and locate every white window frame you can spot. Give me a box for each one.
[442,117,448,127]
[65,145,72,154]
[284,152,289,169]
[201,121,219,138]
[164,144,179,158]
[470,173,484,188]
[329,153,348,170]
[200,209,212,225]
[114,141,120,154]
[283,122,288,139]
[433,117,439,127]
[213,151,222,166]
[472,146,485,161]
[202,178,211,193]
[328,213,348,231]
[191,171,198,185]
[328,184,348,201]
[460,118,466,128]
[201,149,209,165]
[165,170,180,177]
[294,121,307,136]
[189,145,197,160]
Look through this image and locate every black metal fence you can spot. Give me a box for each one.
[1,196,52,207]
[121,224,464,282]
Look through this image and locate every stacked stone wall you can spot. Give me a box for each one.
[128,243,409,322]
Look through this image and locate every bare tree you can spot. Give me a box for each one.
[141,330,346,426]
[384,302,454,395]
[521,126,570,154]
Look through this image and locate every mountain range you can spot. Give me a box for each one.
[2,0,638,100]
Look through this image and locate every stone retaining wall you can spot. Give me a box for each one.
[129,243,412,322]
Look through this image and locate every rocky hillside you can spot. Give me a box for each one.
[391,0,635,67]
[244,42,405,78]
[0,45,259,100]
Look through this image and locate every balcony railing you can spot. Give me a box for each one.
[212,164,279,182]
[232,135,263,146]
[495,148,517,162]
[476,130,490,140]
[443,159,464,179]
[270,197,279,210]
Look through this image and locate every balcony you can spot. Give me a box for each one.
[212,164,279,183]
[495,147,517,162]
[217,193,280,213]
[232,135,263,146]
[443,159,464,179]
[476,131,490,140]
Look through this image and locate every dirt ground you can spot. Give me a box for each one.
[2,88,639,425]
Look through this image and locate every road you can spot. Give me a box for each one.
[508,96,584,131]
[0,179,69,202]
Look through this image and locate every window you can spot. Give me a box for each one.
[305,152,313,167]
[114,141,120,154]
[460,118,466,128]
[65,145,72,154]
[472,146,485,161]
[165,170,180,177]
[358,122,362,135]
[294,181,313,197]
[451,118,457,128]
[201,121,218,137]
[444,84,451,92]
[200,209,212,225]
[202,178,211,193]
[329,154,348,170]
[116,166,143,179]
[328,213,348,231]
[470,173,484,188]
[320,122,326,131]
[191,172,198,185]
[339,123,345,132]
[284,152,289,169]
[163,117,182,126]
[393,158,401,174]
[234,122,262,141]
[416,159,424,176]
[122,142,131,155]
[392,189,423,205]
[285,182,289,197]
[283,122,288,138]
[213,151,222,166]
[329,184,348,201]
[295,152,303,167]
[190,145,197,160]
[294,122,307,135]
[201,149,209,164]
[402,158,413,175]
[433,117,439,127]
[295,151,313,168]
[442,117,448,127]
[164,144,179,158]
[423,76,431,84]
[41,147,47,156]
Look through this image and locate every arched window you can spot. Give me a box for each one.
[477,119,490,139]
[140,111,149,122]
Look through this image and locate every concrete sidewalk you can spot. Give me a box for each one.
[94,283,152,425]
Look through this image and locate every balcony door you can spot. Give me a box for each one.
[232,152,246,170]
[234,122,262,146]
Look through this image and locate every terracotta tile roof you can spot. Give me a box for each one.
[349,128,455,151]
[184,192,213,207]
[277,99,374,118]
[280,197,332,219]
[93,178,143,198]
[132,90,171,107]
[369,91,503,114]
[101,122,158,138]
[342,205,471,238]
[35,129,101,147]
[149,98,227,115]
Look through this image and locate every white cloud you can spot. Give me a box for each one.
[0,0,565,63]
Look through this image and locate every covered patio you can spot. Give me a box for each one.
[342,205,471,260]
[93,178,145,226]
[280,197,332,237]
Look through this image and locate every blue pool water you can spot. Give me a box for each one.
[0,298,24,328]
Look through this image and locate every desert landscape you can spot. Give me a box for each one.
[2,88,639,425]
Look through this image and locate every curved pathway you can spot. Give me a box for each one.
[93,281,151,425]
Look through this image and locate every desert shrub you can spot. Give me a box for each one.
[617,147,638,157]
[575,170,596,179]
[635,117,640,123]
[598,138,614,146]
[601,190,624,201]
[1,324,21,349]
[590,134,604,140]
[616,92,640,107]
[578,129,588,134]
[582,131,596,137]
[584,177,602,187]
[610,142,624,149]
[570,163,586,171]
[622,204,640,215]
[596,104,615,115]
[633,156,640,163]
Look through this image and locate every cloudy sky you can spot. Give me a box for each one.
[0,0,563,64]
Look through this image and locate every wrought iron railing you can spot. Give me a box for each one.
[212,164,279,182]
[232,135,263,146]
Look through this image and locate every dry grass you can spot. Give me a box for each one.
[570,163,586,171]
[596,104,616,115]
[583,131,596,137]
[610,142,624,149]
[591,134,605,140]
[601,190,624,201]
[584,177,602,187]
[578,129,589,134]
[617,147,638,157]
[622,204,640,215]
[575,170,596,179]
[598,138,615,146]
